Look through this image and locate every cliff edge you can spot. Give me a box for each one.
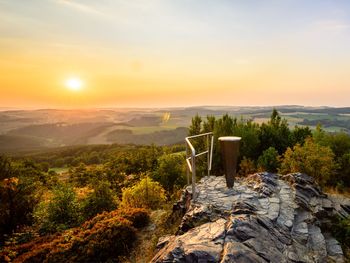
[152,173,350,263]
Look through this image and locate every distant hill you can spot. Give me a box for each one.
[1,106,349,152]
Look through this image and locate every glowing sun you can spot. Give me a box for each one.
[65,78,83,91]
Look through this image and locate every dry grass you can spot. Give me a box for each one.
[325,186,350,198]
[122,206,182,263]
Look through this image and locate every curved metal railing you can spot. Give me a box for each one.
[185,132,214,201]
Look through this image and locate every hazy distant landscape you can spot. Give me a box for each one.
[1,105,350,153]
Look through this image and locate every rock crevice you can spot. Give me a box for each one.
[152,173,349,263]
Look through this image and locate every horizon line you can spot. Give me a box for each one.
[1,104,349,112]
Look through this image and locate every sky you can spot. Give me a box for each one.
[0,0,350,108]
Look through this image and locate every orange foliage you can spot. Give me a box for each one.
[1,208,149,263]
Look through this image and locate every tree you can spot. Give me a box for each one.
[312,123,328,146]
[69,163,91,187]
[279,138,336,186]
[336,153,350,188]
[326,132,350,158]
[312,129,350,188]
[211,114,236,174]
[290,125,312,146]
[120,177,166,209]
[258,109,291,154]
[153,153,186,193]
[0,177,35,240]
[0,157,41,242]
[257,147,280,172]
[81,180,118,220]
[188,114,202,136]
[35,185,81,233]
[202,115,216,133]
[213,114,235,138]
[233,118,260,160]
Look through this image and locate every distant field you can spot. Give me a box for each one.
[1,106,350,152]
[130,125,178,134]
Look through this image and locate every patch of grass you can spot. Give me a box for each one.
[49,167,69,174]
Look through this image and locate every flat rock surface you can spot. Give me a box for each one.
[152,173,349,263]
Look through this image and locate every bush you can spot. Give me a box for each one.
[114,208,150,228]
[153,153,186,193]
[81,180,118,220]
[0,157,41,243]
[68,164,91,187]
[331,216,350,250]
[257,147,280,172]
[120,177,166,209]
[1,208,150,263]
[34,185,81,234]
[238,157,256,176]
[279,138,336,186]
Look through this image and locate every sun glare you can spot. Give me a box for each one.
[65,78,83,91]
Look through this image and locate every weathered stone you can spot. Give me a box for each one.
[152,219,226,263]
[221,242,267,263]
[157,235,175,249]
[152,173,349,263]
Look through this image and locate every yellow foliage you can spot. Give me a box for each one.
[279,138,336,186]
[120,177,166,209]
[238,157,256,176]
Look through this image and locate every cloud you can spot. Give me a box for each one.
[55,0,107,17]
[314,20,350,32]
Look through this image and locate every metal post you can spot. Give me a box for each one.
[210,135,214,171]
[207,134,210,176]
[185,132,213,201]
[191,154,196,200]
[186,144,189,185]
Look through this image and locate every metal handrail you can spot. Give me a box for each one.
[185,132,214,201]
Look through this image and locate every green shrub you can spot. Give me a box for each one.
[120,177,166,209]
[34,185,81,234]
[153,153,186,193]
[68,164,91,187]
[290,125,312,146]
[330,216,350,254]
[258,109,291,155]
[81,180,118,220]
[257,147,280,172]
[0,156,41,242]
[279,138,336,186]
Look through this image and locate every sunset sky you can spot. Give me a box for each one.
[1,0,350,108]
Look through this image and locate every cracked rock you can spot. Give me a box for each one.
[152,173,349,263]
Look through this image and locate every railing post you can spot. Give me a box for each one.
[185,132,213,202]
[210,135,214,171]
[207,134,210,177]
[186,144,189,185]
[191,154,196,200]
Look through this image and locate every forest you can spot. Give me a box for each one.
[1,109,350,262]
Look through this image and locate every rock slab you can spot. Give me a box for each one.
[152,173,349,263]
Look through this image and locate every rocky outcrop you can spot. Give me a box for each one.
[152,173,350,263]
